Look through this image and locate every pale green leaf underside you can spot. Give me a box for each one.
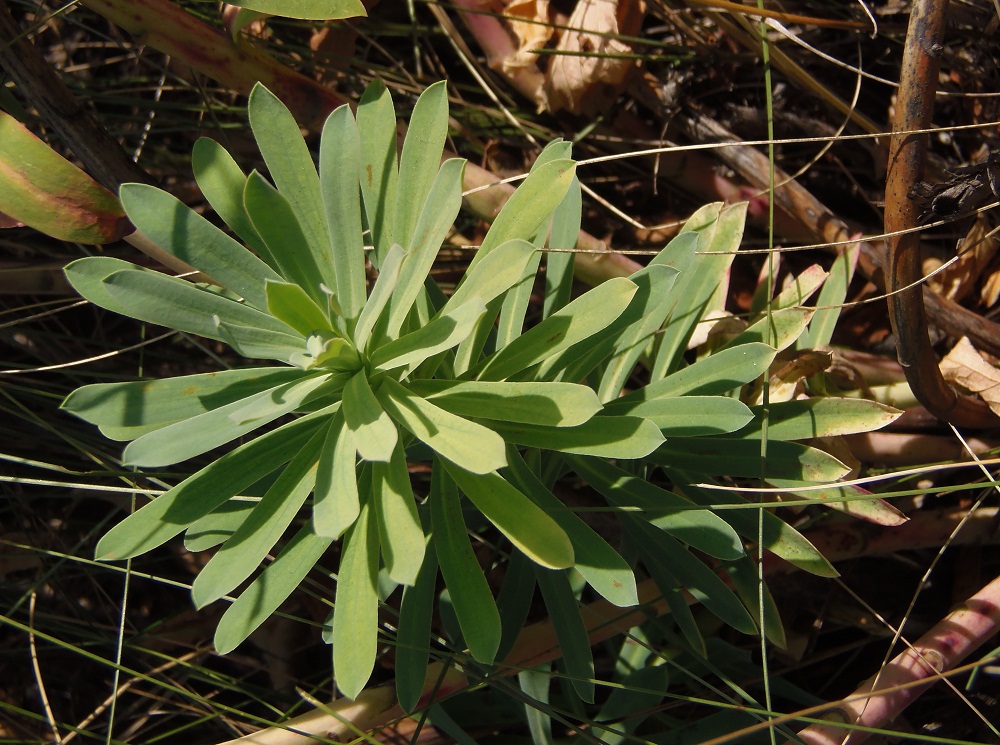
[371,298,486,373]
[372,441,425,585]
[265,280,332,336]
[343,371,398,462]
[313,412,360,538]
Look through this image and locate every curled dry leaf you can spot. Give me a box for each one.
[501,0,554,103]
[940,336,1000,416]
[541,0,646,116]
[922,214,1000,303]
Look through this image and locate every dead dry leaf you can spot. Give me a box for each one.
[940,336,1000,416]
[541,0,645,115]
[923,214,1000,302]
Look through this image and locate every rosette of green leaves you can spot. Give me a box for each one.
[61,81,669,699]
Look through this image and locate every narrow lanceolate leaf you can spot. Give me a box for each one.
[431,466,501,664]
[737,398,901,441]
[505,449,637,607]
[372,298,486,373]
[122,374,330,467]
[215,319,307,362]
[101,269,292,341]
[407,379,602,428]
[535,568,595,703]
[602,396,753,437]
[244,172,327,306]
[396,544,438,712]
[62,367,302,437]
[469,277,638,382]
[334,497,380,699]
[393,81,450,254]
[190,428,325,608]
[248,84,336,292]
[617,343,777,403]
[0,110,126,244]
[440,239,537,316]
[64,257,158,317]
[357,80,398,265]
[765,479,908,526]
[265,280,332,336]
[469,159,577,271]
[342,371,397,462]
[378,378,506,474]
[544,175,582,318]
[442,462,574,570]
[120,183,281,310]
[192,137,275,269]
[313,411,360,538]
[184,500,255,552]
[720,307,814,354]
[650,438,851,483]
[95,413,325,560]
[372,441,425,585]
[227,0,367,20]
[320,105,367,325]
[215,524,334,653]
[353,243,405,351]
[488,416,664,459]
[570,456,744,561]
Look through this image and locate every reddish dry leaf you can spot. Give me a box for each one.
[922,214,999,303]
[501,0,553,104]
[541,0,645,115]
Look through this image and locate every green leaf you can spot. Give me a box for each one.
[248,84,336,293]
[191,138,275,269]
[802,243,859,349]
[372,298,486,373]
[393,81,450,254]
[378,378,506,474]
[737,398,901,440]
[440,239,537,315]
[470,159,577,270]
[190,428,325,608]
[215,319,307,362]
[720,308,813,353]
[215,524,334,653]
[0,109,125,244]
[650,438,850,482]
[487,416,664,459]
[496,549,537,660]
[342,371,398,463]
[442,462,574,570]
[663,472,838,578]
[319,105,367,326]
[226,0,366,19]
[570,456,744,561]
[602,396,753,436]
[101,268,292,341]
[357,80,398,265]
[617,343,776,404]
[535,568,594,702]
[595,665,669,744]
[634,526,757,635]
[122,374,330,467]
[396,544,438,712]
[313,411,360,538]
[765,479,908,526]
[333,495,380,698]
[94,413,325,560]
[372,441,425,585]
[431,466,501,664]
[543,175,582,318]
[244,171,327,306]
[64,257,159,317]
[652,203,741,378]
[62,367,302,439]
[504,450,637,607]
[519,666,553,745]
[353,243,405,351]
[724,557,786,648]
[470,277,638,381]
[407,379,602,427]
[184,500,254,552]
[265,280,332,336]
[120,182,281,310]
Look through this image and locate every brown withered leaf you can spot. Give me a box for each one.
[923,214,1000,302]
[940,336,1000,416]
[541,0,645,116]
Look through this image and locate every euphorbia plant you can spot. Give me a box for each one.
[61,80,872,708]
